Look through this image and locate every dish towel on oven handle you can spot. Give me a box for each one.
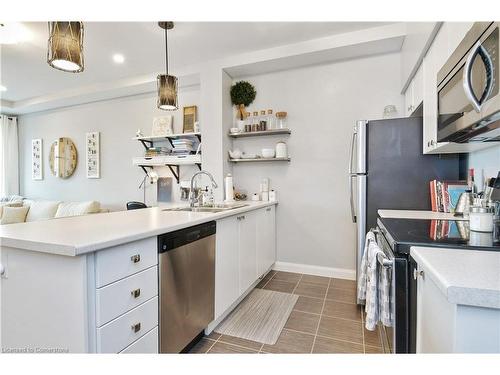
[357,231,394,330]
[377,232,394,328]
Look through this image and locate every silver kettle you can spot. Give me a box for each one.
[454,191,475,217]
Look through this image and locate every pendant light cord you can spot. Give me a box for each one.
[164,26,169,75]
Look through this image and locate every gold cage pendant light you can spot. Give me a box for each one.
[47,22,84,73]
[157,21,178,110]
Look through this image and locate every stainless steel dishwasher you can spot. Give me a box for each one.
[158,221,216,353]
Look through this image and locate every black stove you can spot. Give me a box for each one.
[379,217,500,254]
[375,216,499,354]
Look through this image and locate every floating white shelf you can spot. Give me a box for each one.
[229,157,290,163]
[133,155,201,166]
[228,128,291,138]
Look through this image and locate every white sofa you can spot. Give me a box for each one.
[0,196,103,225]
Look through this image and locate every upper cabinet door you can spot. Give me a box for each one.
[401,22,441,93]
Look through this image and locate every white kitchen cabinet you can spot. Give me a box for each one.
[214,215,240,320]
[415,257,500,353]
[238,210,258,294]
[400,22,440,92]
[404,82,414,117]
[422,22,495,154]
[256,205,276,277]
[404,64,423,117]
[0,238,159,353]
[212,204,277,327]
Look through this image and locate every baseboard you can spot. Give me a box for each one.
[272,261,356,280]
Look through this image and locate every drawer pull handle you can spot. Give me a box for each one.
[130,254,141,263]
[266,208,271,212]
[131,288,141,298]
[131,322,141,333]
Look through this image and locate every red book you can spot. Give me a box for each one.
[430,180,437,212]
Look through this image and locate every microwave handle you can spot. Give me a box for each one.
[463,41,495,112]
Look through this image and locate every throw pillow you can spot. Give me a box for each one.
[0,206,30,225]
[25,201,60,222]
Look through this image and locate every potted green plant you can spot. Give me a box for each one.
[230,81,256,129]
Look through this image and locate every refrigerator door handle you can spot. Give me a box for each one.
[349,174,356,223]
[349,129,357,174]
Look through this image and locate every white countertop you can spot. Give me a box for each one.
[410,246,500,309]
[0,201,277,257]
[378,209,467,221]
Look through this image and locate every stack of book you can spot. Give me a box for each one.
[171,139,194,155]
[145,147,169,157]
[429,180,468,213]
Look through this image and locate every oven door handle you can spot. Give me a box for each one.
[463,40,495,113]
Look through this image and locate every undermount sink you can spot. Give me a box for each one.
[163,203,248,213]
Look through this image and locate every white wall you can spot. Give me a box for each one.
[231,53,404,272]
[18,88,200,210]
[468,145,500,190]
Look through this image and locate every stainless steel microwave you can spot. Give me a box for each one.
[437,22,500,143]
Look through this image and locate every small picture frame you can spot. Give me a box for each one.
[152,116,173,136]
[86,132,100,179]
[32,139,43,180]
[183,106,197,133]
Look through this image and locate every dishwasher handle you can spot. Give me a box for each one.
[158,221,216,253]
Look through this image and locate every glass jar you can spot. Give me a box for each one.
[267,109,275,130]
[260,110,267,131]
[252,111,259,132]
[276,111,287,129]
[244,111,252,132]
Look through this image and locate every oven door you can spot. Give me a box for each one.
[437,23,499,142]
[377,220,410,354]
[375,226,397,353]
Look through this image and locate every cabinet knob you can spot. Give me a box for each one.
[131,288,141,298]
[130,254,141,263]
[0,263,5,278]
[430,140,435,146]
[413,269,424,280]
[266,207,271,212]
[131,322,141,333]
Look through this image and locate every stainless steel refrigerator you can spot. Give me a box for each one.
[349,117,462,284]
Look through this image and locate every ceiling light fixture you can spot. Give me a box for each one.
[157,21,178,111]
[112,53,125,64]
[47,22,84,73]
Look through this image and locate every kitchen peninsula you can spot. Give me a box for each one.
[0,201,277,353]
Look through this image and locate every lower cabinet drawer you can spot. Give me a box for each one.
[95,237,158,288]
[97,296,158,353]
[120,327,158,354]
[96,266,158,327]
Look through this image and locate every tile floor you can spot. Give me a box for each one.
[189,271,384,354]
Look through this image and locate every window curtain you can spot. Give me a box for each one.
[0,115,19,197]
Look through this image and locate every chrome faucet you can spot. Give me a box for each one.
[190,170,218,207]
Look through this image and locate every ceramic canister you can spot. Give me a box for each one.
[275,141,288,158]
